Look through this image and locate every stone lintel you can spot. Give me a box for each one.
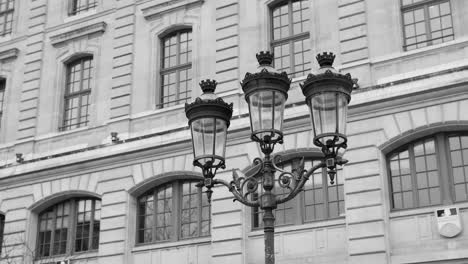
[142,0,204,20]
[0,48,19,61]
[50,22,107,46]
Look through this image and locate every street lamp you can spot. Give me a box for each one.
[185,51,354,264]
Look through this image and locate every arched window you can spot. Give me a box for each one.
[137,180,210,244]
[159,29,192,108]
[69,0,97,16]
[36,198,101,258]
[270,0,311,78]
[387,133,468,210]
[60,56,93,131]
[252,152,344,228]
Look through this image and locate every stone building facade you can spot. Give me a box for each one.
[0,0,467,263]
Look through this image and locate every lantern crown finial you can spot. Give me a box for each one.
[316,52,336,67]
[199,79,217,94]
[256,51,273,66]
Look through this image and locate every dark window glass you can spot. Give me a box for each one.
[159,30,192,108]
[61,56,93,131]
[70,0,97,15]
[0,0,14,36]
[252,156,344,228]
[271,0,311,78]
[402,0,453,50]
[0,214,4,255]
[37,198,100,258]
[137,180,210,244]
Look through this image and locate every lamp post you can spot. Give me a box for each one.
[185,51,354,264]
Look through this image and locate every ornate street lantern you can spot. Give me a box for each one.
[240,51,291,153]
[300,52,353,183]
[185,80,233,192]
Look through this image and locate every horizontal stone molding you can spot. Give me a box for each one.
[0,48,19,61]
[50,22,107,46]
[142,0,204,20]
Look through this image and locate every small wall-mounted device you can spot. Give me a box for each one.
[435,207,462,238]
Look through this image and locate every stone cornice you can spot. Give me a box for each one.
[0,48,18,61]
[142,0,204,20]
[50,21,107,46]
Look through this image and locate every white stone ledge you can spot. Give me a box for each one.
[389,202,468,219]
[141,0,204,20]
[50,21,107,46]
[132,236,211,253]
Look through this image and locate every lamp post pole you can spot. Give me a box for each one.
[185,51,355,264]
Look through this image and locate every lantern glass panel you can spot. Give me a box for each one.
[248,90,286,140]
[191,118,227,166]
[308,90,348,145]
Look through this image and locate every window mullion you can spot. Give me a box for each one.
[69,199,77,255]
[323,169,330,219]
[197,183,202,237]
[49,205,57,256]
[409,144,419,208]
[89,200,95,250]
[153,189,157,243]
[436,133,450,204]
[173,182,180,242]
[423,5,432,46]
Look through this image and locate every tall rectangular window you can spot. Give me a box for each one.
[402,0,454,51]
[0,0,14,36]
[271,0,311,78]
[69,0,97,16]
[159,30,192,108]
[61,56,93,131]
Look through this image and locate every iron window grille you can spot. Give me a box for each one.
[401,0,454,51]
[388,133,468,210]
[158,30,192,109]
[69,0,97,16]
[252,154,344,228]
[0,0,13,37]
[137,180,210,244]
[36,198,101,258]
[270,0,311,78]
[60,56,93,131]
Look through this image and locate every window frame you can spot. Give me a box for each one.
[387,132,468,211]
[158,29,192,109]
[269,0,311,78]
[136,179,210,245]
[60,56,93,132]
[401,0,454,51]
[35,198,101,259]
[251,151,345,229]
